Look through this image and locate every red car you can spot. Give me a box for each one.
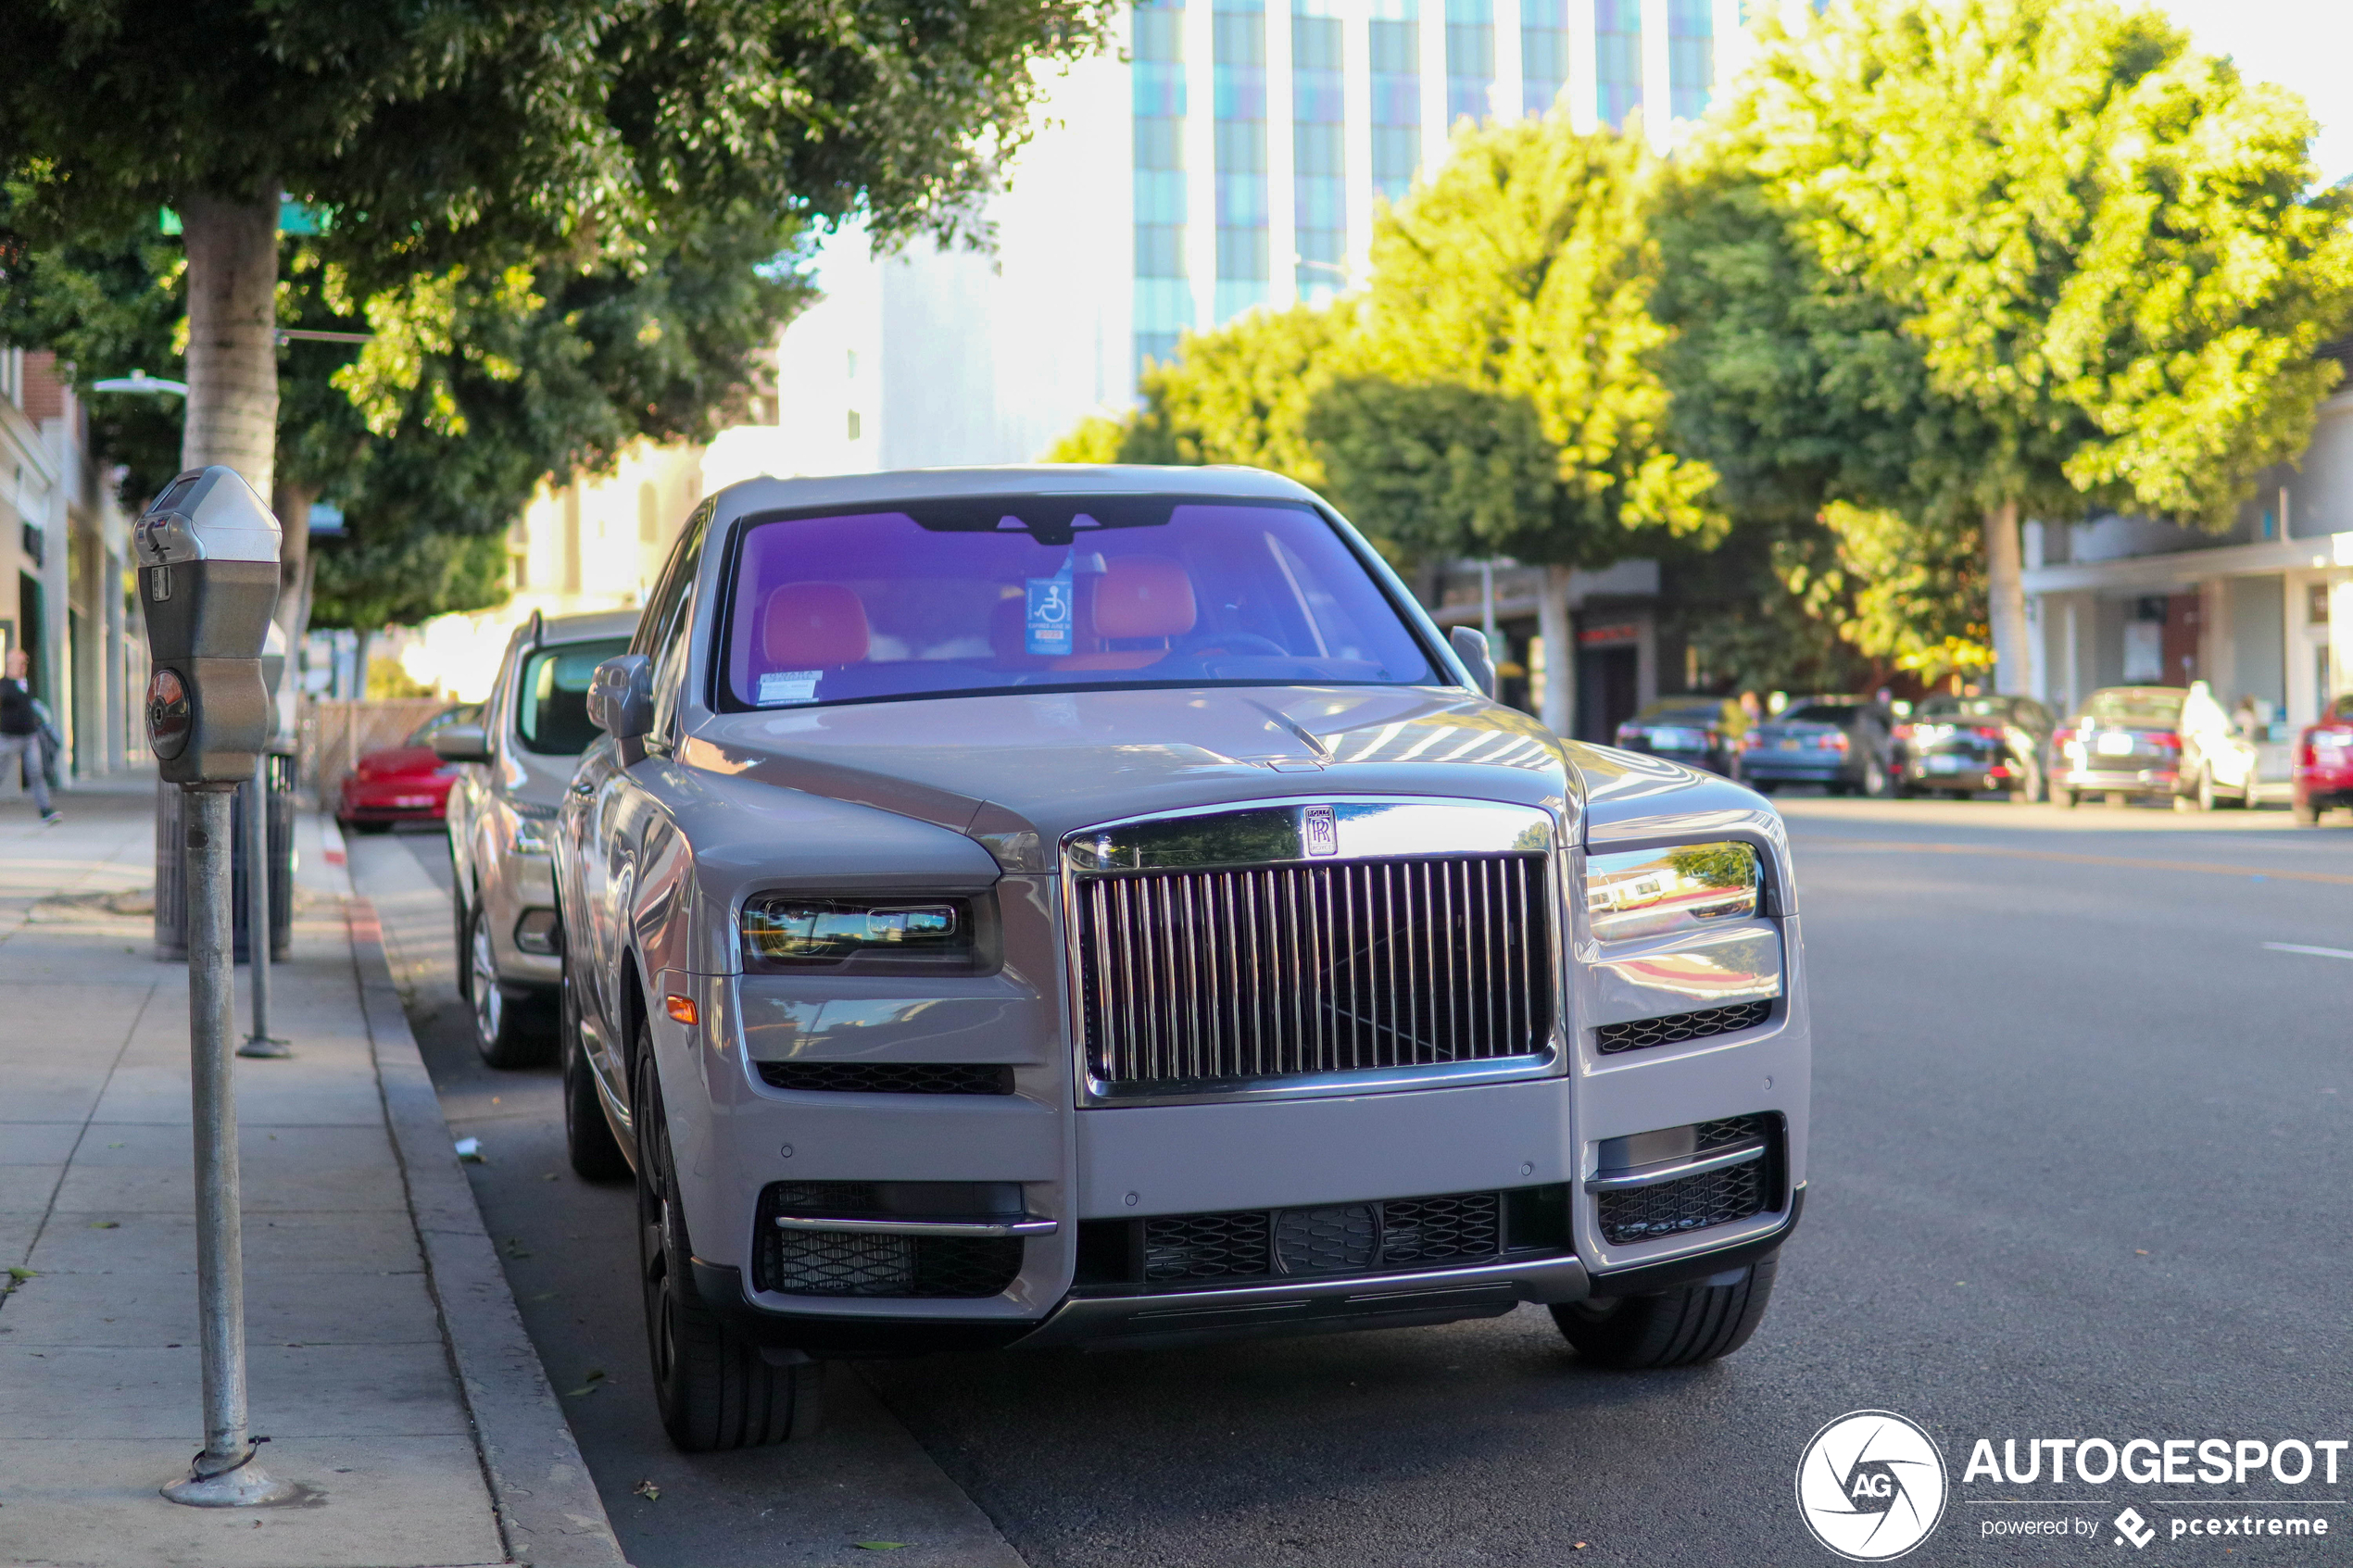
[337,705,482,833]
[2292,695,2353,825]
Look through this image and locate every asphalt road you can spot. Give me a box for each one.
[353,794,2353,1568]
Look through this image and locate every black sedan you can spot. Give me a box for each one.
[1736,697,1894,797]
[1613,697,1738,776]
[1893,694,2057,801]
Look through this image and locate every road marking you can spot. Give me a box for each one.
[1797,837,2353,886]
[2261,942,2353,960]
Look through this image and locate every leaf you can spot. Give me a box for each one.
[632,1479,661,1502]
[853,1544,910,1552]
[86,1221,120,1229]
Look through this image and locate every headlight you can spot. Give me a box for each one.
[742,897,978,971]
[1585,842,1761,942]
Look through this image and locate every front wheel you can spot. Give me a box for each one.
[1861,758,1889,797]
[464,900,552,1068]
[2055,786,2078,809]
[635,1041,823,1451]
[1551,1253,1779,1370]
[2196,767,2219,812]
[2294,799,2322,826]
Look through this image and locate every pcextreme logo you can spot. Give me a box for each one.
[1797,1410,1951,1562]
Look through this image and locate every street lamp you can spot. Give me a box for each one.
[91,370,188,396]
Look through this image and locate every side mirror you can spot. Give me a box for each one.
[431,724,493,764]
[586,654,654,741]
[1450,626,1498,699]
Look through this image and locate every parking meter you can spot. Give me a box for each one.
[133,465,297,1508]
[133,466,283,784]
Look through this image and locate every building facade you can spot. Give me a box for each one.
[2022,360,2353,736]
[1,348,140,787]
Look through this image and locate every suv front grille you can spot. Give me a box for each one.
[1076,854,1554,1090]
[1596,1160,1767,1246]
[756,1060,1013,1095]
[1593,999,1770,1055]
[1082,1189,1530,1288]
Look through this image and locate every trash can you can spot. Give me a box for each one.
[154,743,296,962]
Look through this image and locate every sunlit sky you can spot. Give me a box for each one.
[2157,0,2352,182]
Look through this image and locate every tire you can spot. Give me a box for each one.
[1752,781,1779,797]
[1824,782,1852,797]
[1861,758,1889,797]
[561,962,631,1183]
[464,899,553,1069]
[2294,799,2322,826]
[635,1041,823,1451]
[2195,767,2218,812]
[1551,1253,1780,1370]
[2010,759,2045,804]
[2055,787,2078,809]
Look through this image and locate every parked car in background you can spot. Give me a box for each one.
[1736,696,1893,797]
[2292,694,2353,824]
[334,705,482,833]
[1892,694,2055,801]
[438,611,639,1065]
[1613,696,1741,776]
[2051,686,2185,808]
[555,468,1809,1453]
[2171,681,2276,811]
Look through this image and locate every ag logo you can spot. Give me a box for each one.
[1795,1410,1949,1562]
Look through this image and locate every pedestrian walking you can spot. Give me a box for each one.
[1,647,60,823]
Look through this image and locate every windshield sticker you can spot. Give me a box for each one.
[1026,566,1074,657]
[758,670,822,705]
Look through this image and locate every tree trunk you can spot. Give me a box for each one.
[1539,562,1576,739]
[179,189,280,495]
[271,482,313,639]
[350,626,374,702]
[1982,500,2032,696]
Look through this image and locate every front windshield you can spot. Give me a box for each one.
[405,705,480,746]
[2087,689,2184,726]
[717,496,1437,711]
[518,637,630,754]
[1784,704,1863,725]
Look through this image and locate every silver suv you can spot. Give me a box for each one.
[554,469,1811,1452]
[436,609,637,1065]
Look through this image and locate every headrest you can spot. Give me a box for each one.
[761,583,870,667]
[1091,556,1196,641]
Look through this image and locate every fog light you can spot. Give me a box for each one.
[512,909,560,955]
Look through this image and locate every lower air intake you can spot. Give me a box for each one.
[756,1060,1013,1095]
[1593,999,1771,1055]
[1595,1161,1767,1246]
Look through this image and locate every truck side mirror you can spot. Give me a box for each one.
[133,466,283,784]
[1450,626,1498,699]
[586,655,654,741]
[431,724,493,764]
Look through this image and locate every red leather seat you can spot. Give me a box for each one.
[1057,557,1195,671]
[761,583,870,667]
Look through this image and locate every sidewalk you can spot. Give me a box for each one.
[0,776,622,1568]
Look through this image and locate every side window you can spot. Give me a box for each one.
[647,581,698,749]
[634,501,712,659]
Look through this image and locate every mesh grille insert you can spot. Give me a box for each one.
[752,1184,1025,1298]
[1593,999,1771,1055]
[1596,1161,1767,1246]
[757,1060,1014,1095]
[1132,1190,1509,1286]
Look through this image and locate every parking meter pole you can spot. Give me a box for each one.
[160,785,294,1507]
[237,764,290,1059]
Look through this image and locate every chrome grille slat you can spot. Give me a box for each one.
[1076,853,1553,1091]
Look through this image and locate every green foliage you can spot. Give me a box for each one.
[1327,115,1722,568]
[1682,0,2353,530]
[0,0,1115,284]
[312,525,510,633]
[1666,842,1756,890]
[1302,379,1556,558]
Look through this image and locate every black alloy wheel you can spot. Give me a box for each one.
[2010,756,2045,804]
[560,960,630,1182]
[634,1035,822,1451]
[1551,1253,1780,1370]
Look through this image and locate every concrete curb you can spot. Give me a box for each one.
[346,895,628,1568]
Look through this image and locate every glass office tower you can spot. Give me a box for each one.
[1293,0,1349,300]
[1133,0,1190,374]
[1214,0,1272,322]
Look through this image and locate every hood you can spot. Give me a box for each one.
[356,746,445,780]
[681,685,1572,867]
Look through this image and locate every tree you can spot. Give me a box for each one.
[3,0,1114,610]
[1314,114,1722,733]
[1687,0,2353,692]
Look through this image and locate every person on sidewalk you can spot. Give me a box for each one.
[2,647,60,823]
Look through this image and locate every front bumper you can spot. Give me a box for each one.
[691,1192,1803,1356]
